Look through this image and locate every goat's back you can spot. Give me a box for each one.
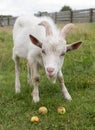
[13,15,57,42]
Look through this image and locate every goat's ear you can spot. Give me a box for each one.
[61,23,75,39]
[29,35,42,48]
[66,41,82,52]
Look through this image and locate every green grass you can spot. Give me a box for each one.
[0,24,95,130]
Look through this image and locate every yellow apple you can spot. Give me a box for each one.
[31,116,39,123]
[57,106,66,114]
[38,106,48,114]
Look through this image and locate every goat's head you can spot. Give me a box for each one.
[29,21,82,81]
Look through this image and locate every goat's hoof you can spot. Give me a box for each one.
[67,97,72,101]
[33,97,40,103]
[15,88,21,93]
[64,94,72,101]
[31,93,40,103]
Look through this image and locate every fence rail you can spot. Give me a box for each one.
[0,8,95,26]
[37,8,95,23]
[0,17,16,26]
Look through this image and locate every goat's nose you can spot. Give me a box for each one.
[47,67,54,74]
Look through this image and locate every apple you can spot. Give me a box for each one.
[57,106,66,114]
[31,116,39,123]
[38,106,48,114]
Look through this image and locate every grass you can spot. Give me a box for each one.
[0,23,95,130]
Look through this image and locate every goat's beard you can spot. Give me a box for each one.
[47,75,57,84]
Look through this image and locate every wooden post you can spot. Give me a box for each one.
[1,16,3,27]
[0,16,1,26]
[8,17,10,26]
[90,8,93,22]
[54,12,57,23]
[70,10,73,23]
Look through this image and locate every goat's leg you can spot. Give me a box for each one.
[29,62,40,103]
[57,71,72,101]
[27,63,31,85]
[13,56,21,93]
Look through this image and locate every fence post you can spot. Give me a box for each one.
[0,16,1,26]
[54,12,57,23]
[70,10,73,23]
[0,16,3,27]
[7,17,10,26]
[90,8,93,22]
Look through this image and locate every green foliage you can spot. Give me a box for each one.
[0,24,95,130]
[60,5,72,11]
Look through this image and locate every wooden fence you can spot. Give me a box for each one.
[37,8,95,23]
[0,8,95,26]
[0,16,16,26]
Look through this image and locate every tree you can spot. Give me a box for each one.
[60,5,72,11]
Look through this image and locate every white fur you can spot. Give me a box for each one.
[13,15,82,102]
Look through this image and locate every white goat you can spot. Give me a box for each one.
[12,15,82,103]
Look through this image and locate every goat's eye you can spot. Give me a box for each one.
[60,52,65,56]
[42,50,45,54]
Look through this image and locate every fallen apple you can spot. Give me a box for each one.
[38,106,48,114]
[31,116,39,123]
[57,106,66,114]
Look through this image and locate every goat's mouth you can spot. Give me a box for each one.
[47,73,56,79]
[48,74,54,78]
[47,74,57,83]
